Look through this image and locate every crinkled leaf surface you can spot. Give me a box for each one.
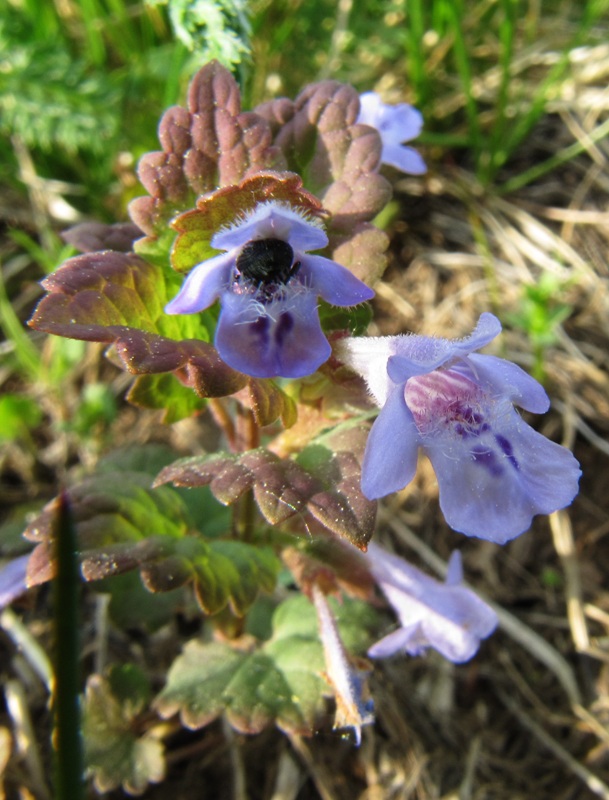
[62,221,142,253]
[129,60,285,240]
[83,666,164,796]
[155,594,377,736]
[28,250,247,401]
[23,470,279,616]
[255,82,391,285]
[155,436,376,549]
[28,250,295,424]
[170,171,327,273]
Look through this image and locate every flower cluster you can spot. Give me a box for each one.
[338,313,581,543]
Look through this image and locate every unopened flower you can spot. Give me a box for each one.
[165,201,374,379]
[366,543,498,662]
[312,585,374,745]
[338,313,581,543]
[357,92,427,175]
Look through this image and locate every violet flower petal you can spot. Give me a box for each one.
[167,201,374,379]
[465,353,550,413]
[339,313,580,539]
[212,203,328,253]
[300,254,375,306]
[164,252,233,314]
[386,312,502,382]
[357,92,427,175]
[361,386,420,499]
[215,290,331,378]
[380,144,427,175]
[366,544,498,663]
[0,555,29,608]
[426,400,582,543]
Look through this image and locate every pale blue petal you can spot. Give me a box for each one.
[466,354,550,413]
[386,313,502,383]
[212,203,328,254]
[165,252,233,314]
[358,93,423,144]
[215,290,330,378]
[366,546,497,662]
[361,387,420,499]
[425,401,581,542]
[300,255,375,306]
[445,551,463,586]
[381,144,427,175]
[368,624,424,658]
[0,555,29,608]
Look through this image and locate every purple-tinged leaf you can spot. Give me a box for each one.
[155,441,376,549]
[129,61,285,239]
[171,171,327,274]
[28,249,248,400]
[255,81,392,227]
[62,222,142,253]
[23,471,278,616]
[236,378,297,429]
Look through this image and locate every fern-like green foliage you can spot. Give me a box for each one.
[0,21,119,155]
[146,0,251,67]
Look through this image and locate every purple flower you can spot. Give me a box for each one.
[357,92,427,175]
[338,313,581,543]
[366,543,498,663]
[0,555,29,609]
[165,201,374,379]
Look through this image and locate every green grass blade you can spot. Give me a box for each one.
[53,493,84,800]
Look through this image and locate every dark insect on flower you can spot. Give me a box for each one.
[235,238,301,292]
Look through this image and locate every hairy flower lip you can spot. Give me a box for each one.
[166,201,374,379]
[338,314,581,542]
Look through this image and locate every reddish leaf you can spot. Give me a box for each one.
[129,61,285,239]
[171,171,327,273]
[62,222,142,253]
[155,442,376,549]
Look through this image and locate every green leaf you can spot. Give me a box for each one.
[83,668,165,795]
[95,572,190,632]
[23,466,278,616]
[155,594,377,736]
[0,394,42,442]
[127,373,208,423]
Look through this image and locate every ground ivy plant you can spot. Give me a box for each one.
[1,61,581,794]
